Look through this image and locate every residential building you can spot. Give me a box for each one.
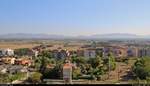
[76,50,84,57]
[84,48,96,58]
[0,49,14,57]
[138,48,150,57]
[63,60,72,84]
[127,47,138,57]
[112,46,128,58]
[52,49,68,59]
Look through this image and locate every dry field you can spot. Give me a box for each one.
[0,42,82,50]
[0,42,41,49]
[0,40,88,50]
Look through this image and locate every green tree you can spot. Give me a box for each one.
[104,52,116,71]
[14,48,31,56]
[91,41,96,48]
[87,56,105,80]
[133,57,150,80]
[72,56,87,66]
[96,49,103,57]
[35,56,52,73]
[88,56,103,68]
[35,51,54,70]
[43,59,64,79]
[38,50,53,59]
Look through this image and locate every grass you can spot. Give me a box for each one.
[9,72,27,81]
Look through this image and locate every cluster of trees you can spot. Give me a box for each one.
[72,52,116,80]
[14,48,32,56]
[33,50,116,82]
[133,57,150,80]
[34,50,64,80]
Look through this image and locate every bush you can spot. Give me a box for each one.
[9,72,26,81]
[0,73,11,83]
[28,72,42,83]
[73,67,81,79]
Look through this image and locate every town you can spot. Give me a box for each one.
[1,0,150,85]
[0,39,150,84]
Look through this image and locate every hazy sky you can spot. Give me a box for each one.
[0,0,150,36]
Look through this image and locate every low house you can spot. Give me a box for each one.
[1,57,16,64]
[20,67,28,72]
[15,59,32,66]
[11,58,16,64]
[32,50,39,57]
[1,68,7,74]
[0,48,14,57]
[7,65,25,74]
[0,66,7,74]
[6,49,14,56]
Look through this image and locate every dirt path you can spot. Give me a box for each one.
[105,59,136,82]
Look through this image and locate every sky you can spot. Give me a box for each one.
[0,0,150,36]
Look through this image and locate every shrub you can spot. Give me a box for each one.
[28,72,42,83]
[133,57,150,80]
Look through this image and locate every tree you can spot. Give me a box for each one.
[104,52,116,71]
[91,41,96,48]
[88,56,103,68]
[87,56,105,80]
[35,56,51,73]
[14,48,31,56]
[38,50,53,59]
[96,49,103,57]
[43,59,64,79]
[72,56,87,66]
[35,50,54,71]
[86,64,93,75]
[133,57,150,80]
[34,50,57,80]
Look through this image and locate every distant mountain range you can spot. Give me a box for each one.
[0,33,150,39]
[0,33,71,39]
